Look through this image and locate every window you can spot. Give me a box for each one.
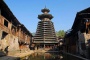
[4,19,8,27]
[1,32,8,39]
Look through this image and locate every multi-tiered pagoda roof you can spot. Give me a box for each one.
[38,7,53,20]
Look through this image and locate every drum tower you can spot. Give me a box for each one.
[34,7,58,49]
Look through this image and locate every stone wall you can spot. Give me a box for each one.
[83,33,90,43]
[8,34,19,51]
[0,28,2,50]
[0,33,19,51]
[78,31,90,58]
[0,28,2,40]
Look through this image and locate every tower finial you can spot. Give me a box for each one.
[45,5,46,8]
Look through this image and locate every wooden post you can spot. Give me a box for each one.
[44,43,45,49]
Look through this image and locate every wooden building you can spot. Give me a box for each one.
[33,7,58,50]
[64,7,90,57]
[0,0,32,52]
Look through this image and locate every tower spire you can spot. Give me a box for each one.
[45,5,46,8]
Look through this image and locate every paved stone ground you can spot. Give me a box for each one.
[0,50,34,60]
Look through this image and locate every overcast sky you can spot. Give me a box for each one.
[4,0,90,33]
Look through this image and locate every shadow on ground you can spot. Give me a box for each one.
[0,51,6,57]
[0,51,20,60]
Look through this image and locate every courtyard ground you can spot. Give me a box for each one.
[0,50,34,60]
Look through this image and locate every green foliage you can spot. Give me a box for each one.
[56,30,65,38]
[32,33,35,36]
